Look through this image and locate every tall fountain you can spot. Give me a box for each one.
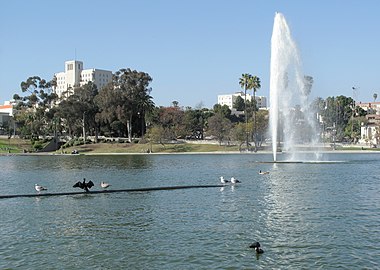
[269,13,320,162]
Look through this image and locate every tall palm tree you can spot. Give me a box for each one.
[373,93,378,102]
[250,75,261,152]
[136,90,155,137]
[239,73,253,149]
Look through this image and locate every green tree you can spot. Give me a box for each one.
[249,75,261,151]
[207,113,232,145]
[62,82,99,142]
[157,106,185,139]
[213,104,231,119]
[134,86,155,138]
[239,73,252,149]
[95,68,153,142]
[146,125,166,148]
[255,110,269,147]
[13,76,58,139]
[230,122,250,151]
[233,96,245,111]
[321,95,356,142]
[183,108,204,139]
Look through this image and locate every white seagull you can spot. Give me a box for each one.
[100,181,111,189]
[230,177,241,184]
[220,176,229,184]
[35,184,47,192]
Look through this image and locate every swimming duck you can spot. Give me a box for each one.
[249,241,264,254]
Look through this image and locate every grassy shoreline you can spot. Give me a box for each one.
[1,137,380,155]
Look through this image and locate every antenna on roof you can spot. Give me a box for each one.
[74,48,77,61]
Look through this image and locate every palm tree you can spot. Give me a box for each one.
[373,93,378,102]
[239,73,253,149]
[250,75,261,152]
[136,90,155,138]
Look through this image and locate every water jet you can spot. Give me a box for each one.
[269,13,321,163]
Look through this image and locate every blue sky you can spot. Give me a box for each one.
[1,0,379,108]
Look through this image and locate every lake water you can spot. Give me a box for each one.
[0,153,379,269]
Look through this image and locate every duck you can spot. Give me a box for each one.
[220,176,229,184]
[100,181,111,189]
[35,184,47,192]
[230,177,241,184]
[258,170,270,175]
[249,241,264,254]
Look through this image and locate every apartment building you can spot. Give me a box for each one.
[217,91,268,110]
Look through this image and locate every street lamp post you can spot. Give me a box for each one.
[8,135,11,153]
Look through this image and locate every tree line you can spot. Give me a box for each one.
[8,68,372,151]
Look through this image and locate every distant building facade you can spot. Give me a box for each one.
[54,60,112,98]
[0,101,15,135]
[217,91,267,110]
[357,101,380,115]
[356,102,380,145]
[0,101,14,116]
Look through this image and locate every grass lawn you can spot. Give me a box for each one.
[0,138,33,153]
[2,137,378,155]
[59,141,241,154]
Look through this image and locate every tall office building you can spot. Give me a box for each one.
[54,60,112,97]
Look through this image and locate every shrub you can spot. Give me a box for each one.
[33,141,44,151]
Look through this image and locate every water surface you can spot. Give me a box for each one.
[0,153,379,269]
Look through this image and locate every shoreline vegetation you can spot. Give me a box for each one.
[1,137,380,155]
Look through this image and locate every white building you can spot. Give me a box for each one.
[54,60,112,97]
[0,101,16,134]
[0,100,15,116]
[217,91,267,110]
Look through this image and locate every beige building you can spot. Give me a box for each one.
[355,102,380,145]
[54,60,112,97]
[360,114,380,146]
[357,101,380,114]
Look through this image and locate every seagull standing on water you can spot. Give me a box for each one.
[220,176,229,184]
[100,181,111,189]
[230,177,241,184]
[35,184,47,192]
